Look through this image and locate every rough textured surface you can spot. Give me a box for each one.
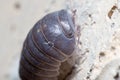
[0,0,120,80]
[68,0,120,80]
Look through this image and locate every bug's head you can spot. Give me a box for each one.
[58,9,75,38]
[40,9,76,56]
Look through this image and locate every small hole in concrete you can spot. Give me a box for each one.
[88,14,92,18]
[108,5,117,19]
[86,76,90,79]
[89,68,93,72]
[111,46,116,51]
[111,23,115,28]
[114,72,119,80]
[99,52,105,57]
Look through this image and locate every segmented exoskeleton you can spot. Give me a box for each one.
[19,9,75,80]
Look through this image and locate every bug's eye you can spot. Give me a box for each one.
[67,31,74,38]
[60,21,74,38]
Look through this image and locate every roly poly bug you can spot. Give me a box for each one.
[19,9,76,80]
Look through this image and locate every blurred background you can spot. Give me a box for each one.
[0,0,67,80]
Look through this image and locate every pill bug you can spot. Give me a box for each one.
[19,9,76,80]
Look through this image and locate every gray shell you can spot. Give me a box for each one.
[19,9,75,80]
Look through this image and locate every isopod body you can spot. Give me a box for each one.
[19,9,75,80]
